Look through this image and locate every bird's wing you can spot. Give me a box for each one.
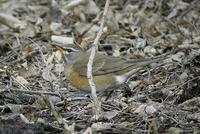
[73,52,132,76]
[73,52,167,76]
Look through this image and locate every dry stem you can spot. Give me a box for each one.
[86,0,110,119]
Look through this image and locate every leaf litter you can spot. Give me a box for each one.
[0,0,200,133]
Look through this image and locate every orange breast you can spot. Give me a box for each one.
[68,69,89,91]
[66,67,115,92]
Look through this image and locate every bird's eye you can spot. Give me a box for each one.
[66,49,73,53]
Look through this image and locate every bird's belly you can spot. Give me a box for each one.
[68,70,116,92]
[114,75,126,85]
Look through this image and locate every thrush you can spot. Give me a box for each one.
[64,48,167,93]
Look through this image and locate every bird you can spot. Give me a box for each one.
[64,48,168,93]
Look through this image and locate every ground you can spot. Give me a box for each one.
[0,0,200,133]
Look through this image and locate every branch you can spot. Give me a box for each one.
[87,0,110,119]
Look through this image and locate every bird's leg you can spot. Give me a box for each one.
[104,89,115,101]
[121,83,133,97]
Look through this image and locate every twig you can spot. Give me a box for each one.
[83,127,92,134]
[79,13,101,38]
[64,0,88,10]
[179,0,198,18]
[11,75,32,91]
[42,96,71,133]
[87,0,110,119]
[23,37,47,66]
[9,50,39,64]
[0,88,63,96]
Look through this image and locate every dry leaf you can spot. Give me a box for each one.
[42,66,57,82]
[51,35,74,45]
[54,50,62,63]
[15,76,29,85]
